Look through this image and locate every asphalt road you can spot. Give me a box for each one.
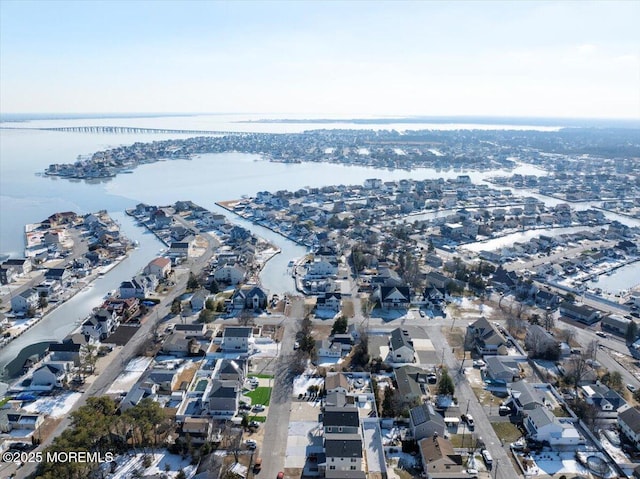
[260,297,302,479]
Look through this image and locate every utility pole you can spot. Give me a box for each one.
[494,459,500,479]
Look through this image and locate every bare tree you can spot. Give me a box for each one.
[585,340,599,360]
[566,355,590,390]
[544,307,555,331]
[555,328,575,345]
[238,309,255,326]
[516,301,527,319]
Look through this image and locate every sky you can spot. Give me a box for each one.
[1,0,639,119]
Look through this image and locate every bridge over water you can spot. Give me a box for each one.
[0,126,247,135]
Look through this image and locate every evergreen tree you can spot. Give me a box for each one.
[437,369,455,397]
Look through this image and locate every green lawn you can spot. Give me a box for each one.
[0,397,8,407]
[246,387,272,406]
[490,422,522,442]
[248,374,274,379]
[249,415,267,422]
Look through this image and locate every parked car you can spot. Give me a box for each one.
[472,359,485,368]
[427,374,438,384]
[253,404,265,412]
[481,449,493,468]
[596,331,607,338]
[461,414,474,429]
[249,420,261,428]
[498,405,511,416]
[626,384,637,393]
[419,310,425,318]
[245,439,257,449]
[253,458,262,472]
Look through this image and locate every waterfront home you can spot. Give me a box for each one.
[11,288,39,313]
[618,406,640,449]
[231,285,268,310]
[305,257,338,279]
[48,339,82,366]
[102,297,140,321]
[81,308,119,341]
[213,264,246,285]
[31,362,72,390]
[1,257,32,276]
[143,256,172,279]
[419,436,465,479]
[410,403,446,441]
[221,327,252,353]
[169,238,194,258]
[389,328,415,363]
[119,274,157,299]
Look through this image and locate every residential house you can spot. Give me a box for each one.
[81,308,119,341]
[506,381,545,414]
[418,436,465,479]
[525,325,559,357]
[143,257,172,279]
[169,239,194,258]
[215,359,246,383]
[325,373,350,395]
[11,288,39,313]
[44,268,72,286]
[213,264,246,285]
[582,384,627,413]
[323,406,360,434]
[147,369,179,392]
[119,274,157,299]
[389,328,415,363]
[6,412,45,431]
[317,339,342,358]
[162,333,201,356]
[181,417,214,445]
[559,302,601,325]
[48,340,82,366]
[394,366,425,406]
[316,292,342,312]
[306,258,338,279]
[602,314,635,336]
[410,403,446,441]
[524,405,583,446]
[619,406,640,449]
[221,327,252,353]
[232,285,268,310]
[376,286,411,310]
[424,271,450,289]
[2,258,32,275]
[484,356,522,383]
[31,362,71,390]
[190,289,211,311]
[324,433,363,477]
[207,379,240,417]
[120,383,159,411]
[468,317,508,356]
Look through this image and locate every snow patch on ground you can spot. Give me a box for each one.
[107,450,196,478]
[23,392,82,418]
[293,375,324,396]
[107,356,154,394]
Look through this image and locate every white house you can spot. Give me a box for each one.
[317,340,342,358]
[11,288,39,313]
[619,406,640,448]
[143,257,172,279]
[213,264,246,285]
[221,327,252,352]
[524,405,583,446]
[390,328,415,363]
[316,293,342,312]
[119,274,157,299]
[190,289,211,311]
[325,373,350,395]
[31,362,72,390]
[306,258,338,279]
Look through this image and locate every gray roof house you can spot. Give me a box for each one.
[207,379,240,417]
[389,328,415,363]
[409,403,446,441]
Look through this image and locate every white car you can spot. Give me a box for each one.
[472,359,485,368]
[253,404,265,412]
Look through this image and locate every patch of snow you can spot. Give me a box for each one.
[23,392,82,418]
[293,375,324,396]
[107,450,196,479]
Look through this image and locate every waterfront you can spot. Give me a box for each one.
[1,114,638,378]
